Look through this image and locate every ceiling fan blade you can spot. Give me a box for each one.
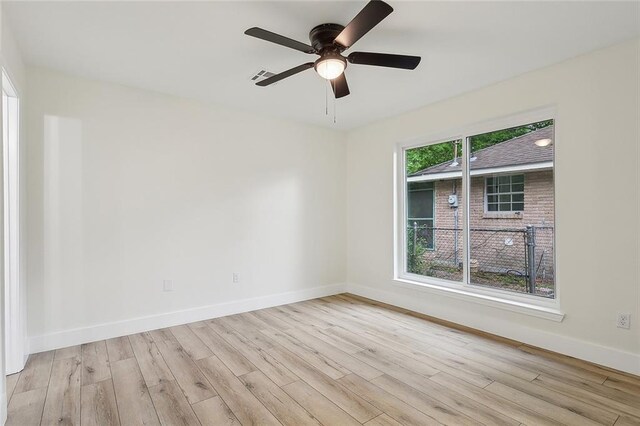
[330,73,350,98]
[245,27,316,54]
[334,0,393,49]
[347,52,421,69]
[256,63,315,87]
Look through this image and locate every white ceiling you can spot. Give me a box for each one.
[5,1,640,130]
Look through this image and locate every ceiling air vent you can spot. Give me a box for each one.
[250,69,276,83]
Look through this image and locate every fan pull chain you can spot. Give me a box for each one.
[325,82,328,116]
[333,93,336,124]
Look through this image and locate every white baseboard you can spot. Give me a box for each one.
[347,283,640,376]
[29,283,346,354]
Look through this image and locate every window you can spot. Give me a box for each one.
[407,182,435,250]
[485,174,524,212]
[398,115,556,302]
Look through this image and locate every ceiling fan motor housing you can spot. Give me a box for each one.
[309,23,346,53]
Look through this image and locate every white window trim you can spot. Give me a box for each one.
[394,106,562,319]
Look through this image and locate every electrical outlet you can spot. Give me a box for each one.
[617,313,631,329]
[163,279,173,292]
[232,273,239,283]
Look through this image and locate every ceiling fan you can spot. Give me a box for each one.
[244,0,421,99]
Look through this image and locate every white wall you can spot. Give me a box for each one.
[26,67,346,350]
[346,39,640,374]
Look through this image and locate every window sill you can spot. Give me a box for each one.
[393,277,565,322]
[483,212,523,219]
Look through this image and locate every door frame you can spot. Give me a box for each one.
[2,69,25,375]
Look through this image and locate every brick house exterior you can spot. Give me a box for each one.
[408,126,555,283]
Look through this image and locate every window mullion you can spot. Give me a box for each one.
[462,136,471,286]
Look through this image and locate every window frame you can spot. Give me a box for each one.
[484,174,525,213]
[394,107,560,315]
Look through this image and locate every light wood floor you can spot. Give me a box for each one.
[6,294,640,426]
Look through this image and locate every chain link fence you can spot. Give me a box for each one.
[407,225,554,298]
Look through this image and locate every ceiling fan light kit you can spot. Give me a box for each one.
[244,0,421,99]
[315,53,346,80]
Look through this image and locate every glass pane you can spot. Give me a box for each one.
[469,119,555,298]
[405,140,464,282]
[408,188,434,219]
[487,195,497,203]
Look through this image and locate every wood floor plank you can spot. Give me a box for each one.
[296,322,365,354]
[196,355,281,425]
[534,373,640,419]
[250,309,293,331]
[337,373,441,426]
[519,344,637,386]
[6,372,20,401]
[54,345,81,361]
[192,396,241,426]
[105,336,135,363]
[429,372,563,426]
[14,351,54,393]
[6,387,47,426]
[7,295,640,426]
[267,344,381,423]
[82,341,111,385]
[277,304,335,329]
[189,323,256,376]
[41,357,82,425]
[148,380,200,426]
[372,373,518,426]
[111,358,160,426]
[469,341,608,384]
[148,328,177,343]
[169,324,213,360]
[208,323,299,386]
[260,327,351,379]
[615,415,640,426]
[81,379,120,426]
[211,316,276,349]
[259,307,305,329]
[604,376,640,396]
[485,381,602,426]
[328,326,442,379]
[281,380,361,426]
[234,311,283,332]
[365,413,404,426]
[155,339,216,404]
[282,327,383,380]
[239,370,321,425]
[128,332,175,387]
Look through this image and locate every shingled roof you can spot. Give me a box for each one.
[410,125,554,178]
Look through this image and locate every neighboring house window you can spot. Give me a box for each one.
[407,182,435,250]
[485,174,524,212]
[399,116,556,304]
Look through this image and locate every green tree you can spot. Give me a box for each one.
[406,120,553,175]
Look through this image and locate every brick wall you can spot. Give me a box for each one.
[423,170,554,281]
